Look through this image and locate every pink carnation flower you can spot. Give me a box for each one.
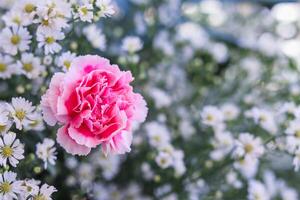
[41,55,147,156]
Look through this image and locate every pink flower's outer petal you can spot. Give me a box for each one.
[41,72,65,126]
[132,94,148,123]
[102,131,133,156]
[57,125,91,156]
[68,125,101,148]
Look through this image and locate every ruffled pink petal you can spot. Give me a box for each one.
[41,72,65,125]
[68,125,101,148]
[57,125,91,156]
[102,131,133,156]
[132,94,148,122]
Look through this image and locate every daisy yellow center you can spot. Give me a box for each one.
[80,7,88,15]
[23,63,33,72]
[259,115,266,122]
[24,3,35,13]
[12,17,21,25]
[45,37,55,44]
[0,63,7,72]
[0,182,11,193]
[11,35,21,45]
[30,120,39,127]
[207,114,214,121]
[33,194,47,200]
[63,60,71,69]
[42,19,49,26]
[153,135,161,142]
[296,130,300,138]
[1,146,13,158]
[0,125,6,132]
[160,158,167,165]
[15,109,26,120]
[244,143,253,154]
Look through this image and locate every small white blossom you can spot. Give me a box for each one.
[56,51,76,71]
[96,0,115,18]
[201,106,224,127]
[155,151,173,169]
[0,26,32,56]
[248,180,270,200]
[76,1,94,22]
[121,36,143,53]
[37,28,65,54]
[234,133,264,159]
[0,54,18,80]
[17,53,45,79]
[83,25,106,51]
[145,122,171,148]
[220,103,240,121]
[7,97,35,130]
[0,171,23,199]
[0,132,24,167]
[36,138,57,169]
[29,183,57,200]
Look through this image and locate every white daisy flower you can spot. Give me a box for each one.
[36,138,57,169]
[0,171,23,200]
[37,28,65,55]
[233,133,264,159]
[155,151,173,169]
[0,103,12,134]
[83,25,106,51]
[145,122,170,148]
[245,107,278,134]
[24,112,45,131]
[0,26,32,56]
[16,53,45,79]
[56,51,76,71]
[201,105,224,127]
[19,179,40,200]
[96,0,115,18]
[7,97,35,130]
[248,180,270,200]
[220,103,240,121]
[2,10,31,27]
[35,0,71,31]
[0,54,18,79]
[76,1,94,22]
[27,183,57,200]
[121,36,143,53]
[0,132,24,167]
[15,0,38,21]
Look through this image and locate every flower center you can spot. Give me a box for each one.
[15,109,26,120]
[296,130,300,138]
[23,63,33,72]
[33,194,47,200]
[10,35,21,45]
[0,63,7,72]
[80,7,88,15]
[1,146,13,158]
[45,37,55,44]
[0,182,11,194]
[244,143,253,154]
[24,3,35,13]
[12,17,21,25]
[0,125,6,132]
[42,19,49,26]
[206,114,214,121]
[63,61,71,69]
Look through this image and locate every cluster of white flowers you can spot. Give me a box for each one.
[145,121,186,177]
[0,0,115,81]
[0,171,56,200]
[0,97,56,199]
